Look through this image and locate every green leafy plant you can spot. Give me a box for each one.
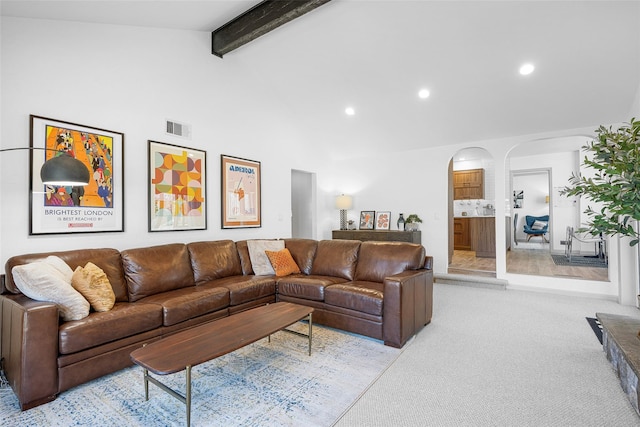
[405,214,423,224]
[561,118,640,246]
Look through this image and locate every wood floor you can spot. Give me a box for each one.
[448,249,609,282]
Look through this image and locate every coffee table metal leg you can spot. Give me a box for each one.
[185,365,192,427]
[308,313,313,356]
[143,368,149,400]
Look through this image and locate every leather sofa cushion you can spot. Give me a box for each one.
[59,302,162,354]
[200,276,276,306]
[284,239,317,275]
[136,285,230,326]
[354,242,425,283]
[5,248,128,302]
[325,281,384,316]
[122,244,194,302]
[310,240,360,280]
[277,275,347,301]
[187,240,243,284]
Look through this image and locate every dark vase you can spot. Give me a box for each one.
[397,213,405,231]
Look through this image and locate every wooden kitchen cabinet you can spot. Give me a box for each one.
[453,169,484,200]
[453,218,471,250]
[472,217,496,258]
[453,216,496,257]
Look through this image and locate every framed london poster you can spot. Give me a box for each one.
[29,115,124,235]
[148,140,207,232]
[221,155,261,228]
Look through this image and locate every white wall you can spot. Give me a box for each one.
[1,16,636,304]
[0,17,330,262]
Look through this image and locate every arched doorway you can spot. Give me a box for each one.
[505,136,609,281]
[448,147,496,277]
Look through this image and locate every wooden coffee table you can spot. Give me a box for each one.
[130,302,313,426]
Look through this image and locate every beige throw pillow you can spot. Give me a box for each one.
[12,256,90,321]
[72,262,115,312]
[247,239,285,275]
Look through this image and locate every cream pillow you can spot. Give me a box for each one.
[72,262,115,312]
[247,239,285,275]
[12,256,90,321]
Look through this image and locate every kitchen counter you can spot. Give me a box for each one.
[453,216,496,257]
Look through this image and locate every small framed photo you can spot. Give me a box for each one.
[359,211,375,230]
[375,211,391,230]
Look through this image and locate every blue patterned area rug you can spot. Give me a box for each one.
[1,323,404,426]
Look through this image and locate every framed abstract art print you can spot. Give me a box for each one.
[148,140,206,232]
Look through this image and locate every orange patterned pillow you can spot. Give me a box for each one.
[265,248,301,277]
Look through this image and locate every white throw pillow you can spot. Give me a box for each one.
[12,256,90,321]
[531,220,547,230]
[247,239,285,276]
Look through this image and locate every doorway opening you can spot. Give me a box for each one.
[505,137,608,282]
[510,169,551,250]
[291,169,316,239]
[448,147,496,277]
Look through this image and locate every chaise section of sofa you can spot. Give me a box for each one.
[277,239,432,348]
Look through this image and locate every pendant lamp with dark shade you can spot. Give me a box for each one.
[0,148,91,186]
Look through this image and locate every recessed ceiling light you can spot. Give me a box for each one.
[519,63,535,75]
[345,107,355,116]
[418,89,430,99]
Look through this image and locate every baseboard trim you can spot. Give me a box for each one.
[435,273,508,290]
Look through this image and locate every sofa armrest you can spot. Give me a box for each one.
[1,294,59,410]
[382,269,432,348]
[424,256,433,270]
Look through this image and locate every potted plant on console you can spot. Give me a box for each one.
[405,214,423,231]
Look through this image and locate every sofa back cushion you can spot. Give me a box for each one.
[311,240,360,280]
[187,240,242,284]
[122,243,194,302]
[4,248,128,302]
[354,242,426,283]
[284,239,317,275]
[235,240,253,275]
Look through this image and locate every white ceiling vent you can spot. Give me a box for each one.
[165,119,191,139]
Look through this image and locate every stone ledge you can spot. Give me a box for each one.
[597,312,640,416]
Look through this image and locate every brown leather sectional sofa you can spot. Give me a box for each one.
[0,238,433,410]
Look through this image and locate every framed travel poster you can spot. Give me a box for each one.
[148,140,206,231]
[221,155,261,228]
[29,115,124,235]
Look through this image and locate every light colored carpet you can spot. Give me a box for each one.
[335,283,640,427]
[0,323,403,426]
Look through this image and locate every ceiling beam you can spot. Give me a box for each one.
[211,0,332,58]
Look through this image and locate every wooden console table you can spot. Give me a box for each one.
[332,230,421,244]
